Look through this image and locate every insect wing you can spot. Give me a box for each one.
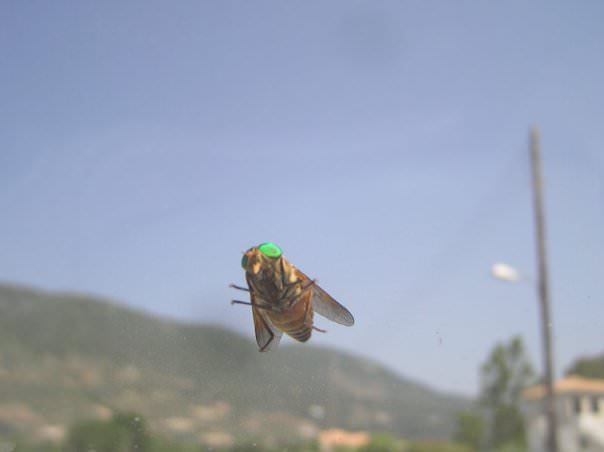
[311,285,355,326]
[251,296,283,352]
[295,269,354,326]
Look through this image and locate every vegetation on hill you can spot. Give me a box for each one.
[0,283,469,446]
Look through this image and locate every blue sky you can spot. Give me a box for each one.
[1,1,603,395]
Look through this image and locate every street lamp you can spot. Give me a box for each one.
[491,262,520,283]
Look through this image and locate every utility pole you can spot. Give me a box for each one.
[529,127,558,452]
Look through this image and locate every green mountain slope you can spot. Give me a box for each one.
[0,283,469,444]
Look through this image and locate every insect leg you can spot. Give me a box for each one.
[289,279,317,303]
[312,326,327,333]
[229,283,250,292]
[231,300,278,313]
[300,279,317,292]
[231,299,253,306]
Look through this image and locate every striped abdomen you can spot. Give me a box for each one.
[268,291,314,342]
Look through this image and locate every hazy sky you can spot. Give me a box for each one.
[1,1,603,395]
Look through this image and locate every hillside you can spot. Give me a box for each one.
[0,283,469,445]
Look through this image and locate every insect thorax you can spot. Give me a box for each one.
[247,257,303,310]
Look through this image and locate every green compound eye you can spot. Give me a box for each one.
[241,254,249,269]
[258,242,282,259]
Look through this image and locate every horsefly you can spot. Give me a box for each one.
[230,242,354,351]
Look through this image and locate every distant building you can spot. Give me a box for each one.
[522,376,604,452]
[318,428,370,452]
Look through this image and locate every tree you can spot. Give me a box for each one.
[406,441,472,452]
[491,405,526,450]
[566,354,604,379]
[479,336,534,451]
[66,412,149,452]
[454,411,484,451]
[359,433,403,452]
